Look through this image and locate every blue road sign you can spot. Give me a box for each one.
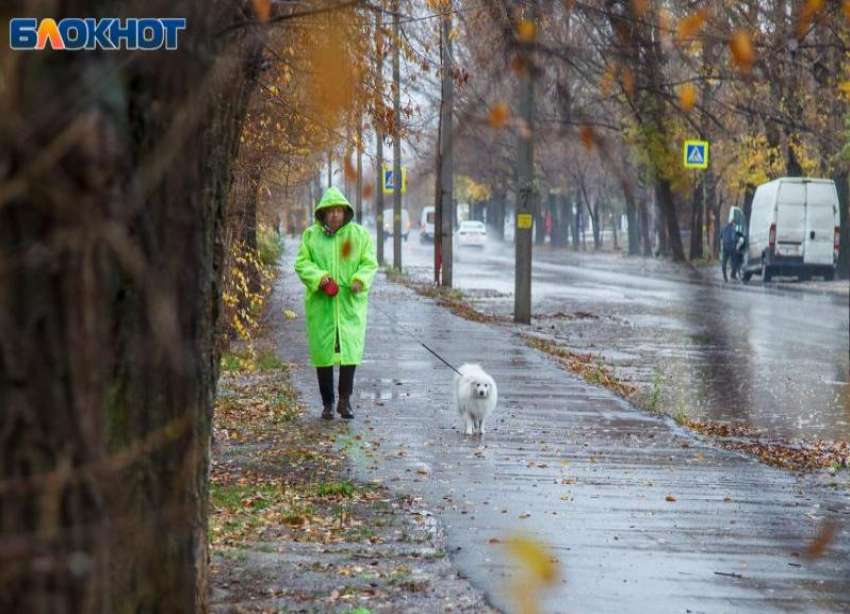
[683,140,709,169]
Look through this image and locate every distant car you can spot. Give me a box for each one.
[420,206,436,242]
[457,220,487,248]
[382,208,410,240]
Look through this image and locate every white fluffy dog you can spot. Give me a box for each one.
[454,364,498,436]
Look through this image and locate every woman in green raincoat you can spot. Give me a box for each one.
[295,187,378,420]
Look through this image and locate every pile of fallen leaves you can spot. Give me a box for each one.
[683,419,850,472]
[212,349,384,550]
[535,310,599,321]
[385,271,507,324]
[522,334,637,398]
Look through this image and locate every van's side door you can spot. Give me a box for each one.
[803,182,837,266]
[775,182,806,257]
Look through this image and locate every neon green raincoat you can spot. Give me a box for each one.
[294,187,378,367]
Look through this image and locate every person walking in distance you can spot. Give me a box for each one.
[720,219,742,282]
[295,187,378,420]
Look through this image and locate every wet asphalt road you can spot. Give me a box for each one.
[392,231,850,442]
[276,243,850,614]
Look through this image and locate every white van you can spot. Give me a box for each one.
[382,207,410,240]
[742,178,839,282]
[419,206,436,242]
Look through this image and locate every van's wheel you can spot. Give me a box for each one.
[763,266,772,283]
[824,269,835,281]
[742,271,752,283]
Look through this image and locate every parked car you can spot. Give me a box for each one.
[382,207,410,240]
[457,220,487,248]
[741,177,839,282]
[419,206,436,242]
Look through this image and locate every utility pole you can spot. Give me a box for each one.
[514,10,536,324]
[434,109,442,284]
[439,3,454,287]
[375,10,385,265]
[356,116,363,224]
[392,0,402,271]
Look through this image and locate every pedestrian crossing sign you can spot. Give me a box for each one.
[382,167,407,194]
[683,140,709,169]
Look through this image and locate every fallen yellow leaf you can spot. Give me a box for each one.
[678,83,698,111]
[675,9,709,45]
[252,0,271,23]
[729,30,754,74]
[506,536,558,584]
[517,20,536,42]
[580,125,595,151]
[488,102,511,129]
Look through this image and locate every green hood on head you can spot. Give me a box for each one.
[315,187,355,226]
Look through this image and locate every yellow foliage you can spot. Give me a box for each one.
[220,226,277,364]
[718,134,783,193]
[457,175,492,202]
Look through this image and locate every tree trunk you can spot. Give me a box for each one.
[655,178,686,261]
[559,194,572,248]
[638,197,653,257]
[704,166,718,258]
[654,195,668,257]
[535,192,548,245]
[592,199,601,249]
[493,189,506,242]
[611,213,619,250]
[548,193,560,246]
[626,194,638,255]
[0,3,261,614]
[743,183,756,225]
[572,191,581,250]
[689,176,704,260]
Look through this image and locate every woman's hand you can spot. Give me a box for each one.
[319,276,331,289]
[351,280,362,294]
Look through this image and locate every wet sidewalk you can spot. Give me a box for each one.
[274,254,850,614]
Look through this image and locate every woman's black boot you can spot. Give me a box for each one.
[337,396,354,420]
[321,402,334,420]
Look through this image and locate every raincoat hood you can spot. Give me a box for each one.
[315,187,355,227]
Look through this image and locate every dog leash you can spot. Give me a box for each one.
[366,294,463,376]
